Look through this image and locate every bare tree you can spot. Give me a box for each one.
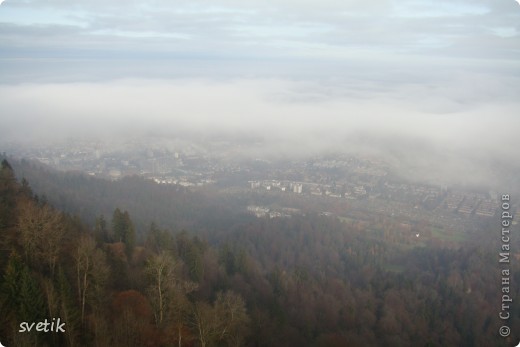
[18,202,66,276]
[214,291,250,347]
[190,291,249,347]
[191,301,219,347]
[145,250,199,346]
[145,251,177,327]
[75,235,109,324]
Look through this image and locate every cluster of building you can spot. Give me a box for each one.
[250,180,309,194]
[249,179,372,199]
[439,192,497,217]
[6,138,221,187]
[2,138,511,223]
[247,205,301,219]
[249,179,500,219]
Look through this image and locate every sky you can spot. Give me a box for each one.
[1,0,520,185]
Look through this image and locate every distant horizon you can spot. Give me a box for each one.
[1,0,519,191]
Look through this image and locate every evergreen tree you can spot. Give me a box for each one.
[112,208,136,259]
[112,208,125,243]
[4,260,47,346]
[145,222,175,253]
[122,211,136,259]
[57,267,80,347]
[0,252,24,331]
[0,159,17,229]
[94,214,109,243]
[18,264,47,324]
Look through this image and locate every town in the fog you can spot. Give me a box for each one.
[3,134,514,239]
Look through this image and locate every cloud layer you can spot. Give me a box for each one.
[1,76,518,152]
[1,0,519,79]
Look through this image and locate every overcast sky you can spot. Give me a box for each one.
[1,0,519,78]
[1,0,520,184]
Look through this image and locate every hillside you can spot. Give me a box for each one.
[4,156,252,236]
[1,159,519,346]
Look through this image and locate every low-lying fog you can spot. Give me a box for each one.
[1,0,519,191]
[1,73,519,191]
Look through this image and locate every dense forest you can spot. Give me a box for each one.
[1,159,519,346]
[6,157,251,234]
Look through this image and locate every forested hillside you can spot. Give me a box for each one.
[6,157,251,234]
[1,159,519,346]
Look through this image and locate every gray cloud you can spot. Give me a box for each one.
[1,76,518,149]
[1,0,518,68]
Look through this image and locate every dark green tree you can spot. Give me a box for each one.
[0,252,24,331]
[1,253,47,345]
[57,267,80,347]
[94,214,109,244]
[0,159,17,230]
[177,232,205,282]
[112,208,136,259]
[112,208,125,243]
[145,222,175,253]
